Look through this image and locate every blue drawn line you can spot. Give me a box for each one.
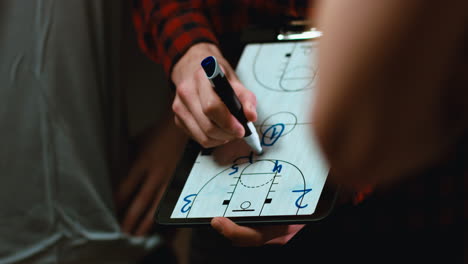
[292,188,312,209]
[181,194,197,213]
[229,164,239,175]
[272,160,283,173]
[261,123,285,146]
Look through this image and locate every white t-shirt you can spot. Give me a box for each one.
[0,1,160,263]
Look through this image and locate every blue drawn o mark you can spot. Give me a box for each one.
[261,123,285,146]
[181,194,197,213]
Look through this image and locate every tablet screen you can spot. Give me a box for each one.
[168,41,330,220]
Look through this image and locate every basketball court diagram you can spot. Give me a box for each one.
[171,41,328,219]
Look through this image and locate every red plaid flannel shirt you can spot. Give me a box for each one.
[131,0,466,234]
[131,0,311,75]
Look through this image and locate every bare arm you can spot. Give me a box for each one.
[314,0,468,189]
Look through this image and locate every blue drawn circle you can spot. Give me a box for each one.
[261,123,285,146]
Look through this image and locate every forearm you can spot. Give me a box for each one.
[132,0,314,77]
[132,0,219,75]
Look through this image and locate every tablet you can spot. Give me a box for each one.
[156,41,338,226]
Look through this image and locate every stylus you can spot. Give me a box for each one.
[201,56,263,155]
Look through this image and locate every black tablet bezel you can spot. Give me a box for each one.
[156,140,339,227]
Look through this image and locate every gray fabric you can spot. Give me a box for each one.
[0,1,160,263]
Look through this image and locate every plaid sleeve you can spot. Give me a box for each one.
[132,0,219,76]
[132,0,313,77]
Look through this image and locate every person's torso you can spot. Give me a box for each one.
[0,1,158,263]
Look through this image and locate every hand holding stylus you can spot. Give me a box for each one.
[171,43,258,148]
